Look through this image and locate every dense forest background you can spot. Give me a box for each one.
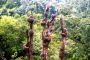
[0,0,90,60]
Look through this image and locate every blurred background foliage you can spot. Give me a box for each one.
[0,0,90,60]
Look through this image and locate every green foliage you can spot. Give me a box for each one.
[0,0,7,7]
[0,13,90,60]
[64,17,90,60]
[0,15,27,59]
[0,0,90,60]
